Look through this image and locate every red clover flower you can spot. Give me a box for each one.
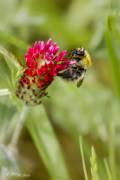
[16,38,72,105]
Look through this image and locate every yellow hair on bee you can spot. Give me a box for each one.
[84,50,92,69]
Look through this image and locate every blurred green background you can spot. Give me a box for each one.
[0,0,120,179]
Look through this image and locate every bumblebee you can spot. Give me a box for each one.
[58,47,92,87]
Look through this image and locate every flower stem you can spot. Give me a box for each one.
[0,103,27,180]
[8,105,28,150]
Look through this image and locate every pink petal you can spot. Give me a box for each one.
[56,50,67,62]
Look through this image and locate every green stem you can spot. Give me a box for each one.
[8,105,28,150]
[0,106,30,180]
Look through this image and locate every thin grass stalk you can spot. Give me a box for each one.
[104,159,113,180]
[79,137,89,180]
[108,120,116,180]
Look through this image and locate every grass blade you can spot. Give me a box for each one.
[0,45,20,71]
[0,30,29,51]
[79,137,89,180]
[104,159,112,180]
[26,105,70,180]
[0,45,21,89]
[90,147,100,180]
[105,19,120,101]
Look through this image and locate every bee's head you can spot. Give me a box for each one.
[71,48,85,60]
[70,47,92,69]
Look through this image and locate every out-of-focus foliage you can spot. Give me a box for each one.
[46,73,120,143]
[0,0,120,179]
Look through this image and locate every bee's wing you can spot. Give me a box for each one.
[76,71,86,88]
[57,68,73,79]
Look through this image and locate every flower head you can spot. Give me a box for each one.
[16,38,71,105]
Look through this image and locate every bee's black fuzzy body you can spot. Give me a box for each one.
[58,47,91,87]
[58,66,85,81]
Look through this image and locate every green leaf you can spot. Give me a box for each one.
[0,31,29,51]
[0,55,11,88]
[0,45,20,71]
[0,45,21,89]
[26,105,70,180]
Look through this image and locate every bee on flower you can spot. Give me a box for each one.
[16,38,92,105]
[58,47,92,87]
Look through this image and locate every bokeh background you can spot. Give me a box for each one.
[0,0,120,179]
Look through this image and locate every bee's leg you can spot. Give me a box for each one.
[77,79,84,87]
[77,70,86,88]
